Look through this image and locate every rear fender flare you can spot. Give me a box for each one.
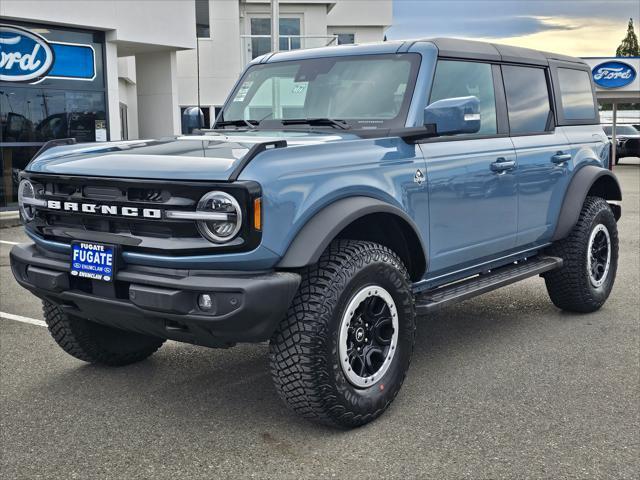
[552,165,622,241]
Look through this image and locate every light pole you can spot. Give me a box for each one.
[271,0,279,53]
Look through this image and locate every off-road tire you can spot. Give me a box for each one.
[544,196,618,313]
[269,240,416,428]
[43,301,165,366]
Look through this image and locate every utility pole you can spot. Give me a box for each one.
[271,0,279,53]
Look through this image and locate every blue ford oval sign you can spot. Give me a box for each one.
[592,61,636,89]
[0,24,54,82]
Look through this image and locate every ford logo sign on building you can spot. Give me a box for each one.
[592,60,637,89]
[0,25,54,82]
[0,24,95,83]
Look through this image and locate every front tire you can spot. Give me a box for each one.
[43,301,165,366]
[544,196,618,313]
[269,240,415,428]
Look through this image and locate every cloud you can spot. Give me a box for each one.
[387,0,639,56]
[474,17,629,56]
[388,14,580,39]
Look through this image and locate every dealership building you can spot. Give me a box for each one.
[0,0,391,210]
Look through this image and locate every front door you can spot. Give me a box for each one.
[422,60,518,276]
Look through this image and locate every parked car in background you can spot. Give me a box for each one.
[602,124,640,162]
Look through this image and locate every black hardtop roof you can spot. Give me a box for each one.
[420,37,586,67]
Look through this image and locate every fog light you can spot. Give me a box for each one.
[198,293,214,311]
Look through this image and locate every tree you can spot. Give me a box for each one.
[616,18,639,57]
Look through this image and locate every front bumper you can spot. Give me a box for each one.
[10,243,301,347]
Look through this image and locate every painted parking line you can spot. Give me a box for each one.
[0,312,46,327]
[0,240,19,245]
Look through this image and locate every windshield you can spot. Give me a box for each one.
[603,125,639,135]
[219,53,421,130]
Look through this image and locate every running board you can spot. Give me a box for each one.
[415,256,563,316]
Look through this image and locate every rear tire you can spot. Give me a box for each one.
[269,240,415,428]
[43,301,165,366]
[544,196,618,313]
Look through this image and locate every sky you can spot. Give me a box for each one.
[386,0,640,57]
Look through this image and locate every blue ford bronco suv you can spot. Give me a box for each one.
[11,38,621,428]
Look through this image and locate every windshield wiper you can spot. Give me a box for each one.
[215,119,259,129]
[281,118,351,130]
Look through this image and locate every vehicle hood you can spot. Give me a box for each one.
[27,130,356,181]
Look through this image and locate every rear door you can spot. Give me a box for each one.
[502,64,571,246]
[421,60,518,276]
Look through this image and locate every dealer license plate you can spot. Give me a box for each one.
[70,241,116,282]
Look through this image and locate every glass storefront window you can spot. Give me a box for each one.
[1,89,106,143]
[0,21,107,209]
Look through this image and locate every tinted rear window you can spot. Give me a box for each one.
[502,65,551,135]
[557,69,596,120]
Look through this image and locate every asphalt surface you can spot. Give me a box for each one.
[1,160,639,479]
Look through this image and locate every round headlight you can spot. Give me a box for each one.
[18,180,37,222]
[196,191,242,243]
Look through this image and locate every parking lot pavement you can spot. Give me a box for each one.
[1,161,638,480]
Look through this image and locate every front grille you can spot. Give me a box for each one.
[23,174,261,256]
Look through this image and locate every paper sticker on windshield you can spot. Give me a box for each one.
[233,81,253,102]
[292,82,308,94]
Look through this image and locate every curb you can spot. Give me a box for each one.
[0,211,21,229]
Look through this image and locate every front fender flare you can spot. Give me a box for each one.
[277,196,427,270]
[552,165,622,241]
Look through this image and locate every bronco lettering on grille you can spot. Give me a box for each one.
[46,200,162,219]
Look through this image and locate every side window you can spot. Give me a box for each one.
[557,68,596,120]
[502,65,552,135]
[429,60,497,136]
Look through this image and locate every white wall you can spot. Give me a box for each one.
[118,58,139,140]
[0,0,196,50]
[178,0,243,111]
[2,0,196,140]
[177,1,340,109]
[327,0,392,28]
[136,51,181,138]
[327,26,386,44]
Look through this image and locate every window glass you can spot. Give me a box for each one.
[250,18,301,60]
[195,0,210,38]
[0,88,106,143]
[610,125,639,135]
[429,60,497,135]
[557,68,596,120]
[502,65,551,134]
[337,33,355,45]
[222,54,419,129]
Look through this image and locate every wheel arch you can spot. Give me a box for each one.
[277,196,427,281]
[552,165,622,241]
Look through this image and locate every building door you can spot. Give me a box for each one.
[119,103,128,140]
[247,15,302,60]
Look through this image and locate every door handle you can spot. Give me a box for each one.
[551,152,571,164]
[490,157,516,173]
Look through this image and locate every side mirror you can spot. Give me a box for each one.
[182,106,205,134]
[424,96,481,136]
